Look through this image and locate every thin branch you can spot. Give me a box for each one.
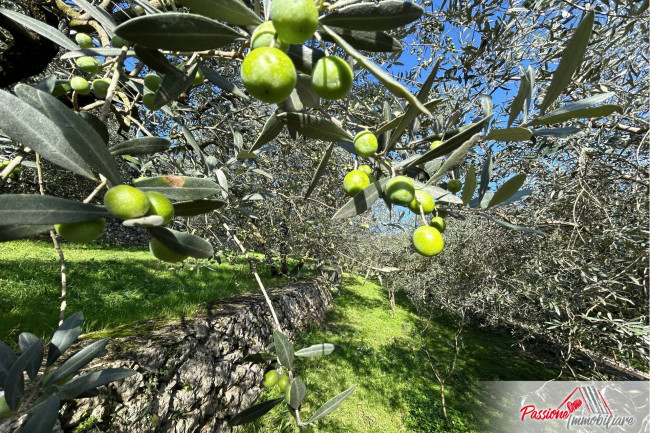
[222,223,282,331]
[36,153,68,326]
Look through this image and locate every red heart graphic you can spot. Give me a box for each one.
[567,399,583,413]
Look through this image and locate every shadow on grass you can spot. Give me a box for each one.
[0,254,291,346]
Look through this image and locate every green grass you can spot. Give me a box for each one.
[239,276,561,433]
[0,240,308,346]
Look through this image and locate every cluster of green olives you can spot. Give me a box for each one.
[342,131,380,196]
[262,370,294,403]
[140,61,205,110]
[54,185,183,262]
[50,33,111,98]
[240,0,353,104]
[340,134,457,257]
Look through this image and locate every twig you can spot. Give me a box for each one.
[222,223,282,331]
[99,46,129,122]
[0,146,30,188]
[36,153,68,326]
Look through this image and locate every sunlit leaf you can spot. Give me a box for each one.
[539,11,595,114]
[428,134,480,184]
[305,143,335,199]
[110,137,171,155]
[476,151,492,205]
[0,89,95,181]
[295,343,340,357]
[402,115,492,169]
[14,85,122,185]
[61,48,134,59]
[273,330,294,370]
[148,226,214,258]
[70,0,116,35]
[287,379,306,409]
[133,176,220,201]
[306,385,356,424]
[531,93,621,125]
[332,179,388,219]
[461,165,477,205]
[486,127,532,142]
[487,174,526,208]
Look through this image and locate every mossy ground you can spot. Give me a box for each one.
[238,276,560,433]
[0,240,308,346]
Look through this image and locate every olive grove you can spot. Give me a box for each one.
[0,0,647,430]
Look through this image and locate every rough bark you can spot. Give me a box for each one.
[0,277,334,433]
[0,0,60,87]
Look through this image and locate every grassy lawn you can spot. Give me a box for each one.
[2,242,565,432]
[0,240,306,346]
[238,276,561,433]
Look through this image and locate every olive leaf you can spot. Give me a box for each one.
[228,398,284,426]
[115,13,243,51]
[133,176,221,201]
[273,330,294,370]
[14,85,123,186]
[321,27,402,52]
[251,113,284,152]
[0,195,108,225]
[320,1,423,31]
[306,385,356,424]
[0,8,78,51]
[278,112,353,142]
[538,10,594,114]
[177,0,262,25]
[305,142,336,199]
[148,227,214,258]
[332,179,389,219]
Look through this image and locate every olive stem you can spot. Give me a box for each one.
[420,203,428,226]
[83,179,107,204]
[99,45,128,123]
[222,223,283,331]
[313,32,330,56]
